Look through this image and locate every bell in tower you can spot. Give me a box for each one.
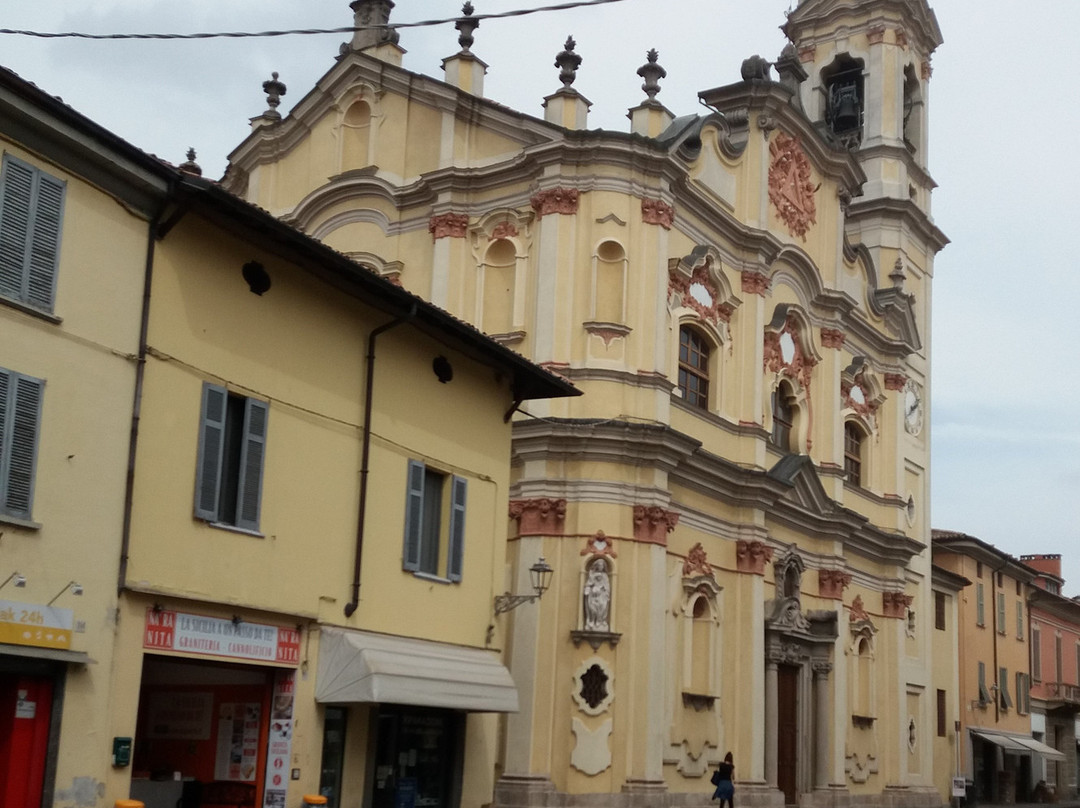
[822,57,864,149]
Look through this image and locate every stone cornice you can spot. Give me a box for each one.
[784,0,944,56]
[845,195,949,254]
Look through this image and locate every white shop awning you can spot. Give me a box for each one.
[974,731,1066,761]
[315,627,518,713]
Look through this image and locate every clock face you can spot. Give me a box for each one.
[903,381,923,435]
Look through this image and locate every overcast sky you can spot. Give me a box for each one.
[4,1,1077,592]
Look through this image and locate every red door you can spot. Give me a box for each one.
[0,674,54,808]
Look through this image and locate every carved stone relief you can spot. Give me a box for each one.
[571,717,613,775]
[509,498,566,535]
[583,558,612,633]
[767,131,817,241]
[736,539,774,575]
[633,505,679,545]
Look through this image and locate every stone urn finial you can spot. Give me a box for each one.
[456,2,478,52]
[555,35,582,88]
[890,257,906,289]
[179,148,202,176]
[637,48,666,100]
[262,72,287,119]
[740,54,772,82]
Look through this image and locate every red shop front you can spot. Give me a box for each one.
[129,608,300,808]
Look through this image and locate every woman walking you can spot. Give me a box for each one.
[711,752,734,808]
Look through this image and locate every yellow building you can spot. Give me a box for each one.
[930,564,970,802]
[222,1,950,806]
[933,531,1061,803]
[0,61,577,808]
[0,65,169,808]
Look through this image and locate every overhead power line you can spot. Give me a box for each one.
[0,0,631,41]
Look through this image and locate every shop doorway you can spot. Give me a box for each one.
[130,656,284,808]
[370,706,462,808]
[0,671,55,808]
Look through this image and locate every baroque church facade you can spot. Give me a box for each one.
[224,1,948,806]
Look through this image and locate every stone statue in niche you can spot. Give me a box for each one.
[583,558,611,632]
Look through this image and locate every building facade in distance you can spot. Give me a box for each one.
[224,0,948,806]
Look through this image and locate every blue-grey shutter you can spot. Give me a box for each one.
[0,157,34,300]
[194,383,227,521]
[447,475,467,582]
[403,460,425,571]
[2,372,43,518]
[999,667,1012,708]
[235,397,268,531]
[26,172,64,310]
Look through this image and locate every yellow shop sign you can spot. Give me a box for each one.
[0,599,73,650]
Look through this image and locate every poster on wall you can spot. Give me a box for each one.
[262,670,295,808]
[146,691,214,740]
[214,703,261,781]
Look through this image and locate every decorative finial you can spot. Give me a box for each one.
[179,148,202,176]
[456,2,478,52]
[740,54,772,82]
[555,36,582,88]
[637,49,666,100]
[261,72,287,120]
[890,257,906,289]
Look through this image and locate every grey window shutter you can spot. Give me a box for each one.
[447,475,467,582]
[26,172,64,310]
[403,460,425,571]
[999,667,1012,708]
[2,372,43,518]
[0,157,34,300]
[195,383,227,521]
[235,397,268,531]
[977,661,989,703]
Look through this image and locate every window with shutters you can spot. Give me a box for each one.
[976,582,985,626]
[977,661,990,705]
[1032,624,1042,681]
[0,367,43,520]
[0,155,65,313]
[999,666,1012,710]
[194,383,268,531]
[403,460,466,582]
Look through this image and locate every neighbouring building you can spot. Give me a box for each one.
[1023,553,1080,799]
[932,531,1063,803]
[930,564,970,801]
[0,62,578,808]
[0,65,169,808]
[222,0,950,806]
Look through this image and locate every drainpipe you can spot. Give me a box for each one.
[344,304,417,617]
[117,199,170,594]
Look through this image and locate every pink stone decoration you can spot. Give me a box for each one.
[736,540,774,575]
[819,569,853,600]
[530,188,579,216]
[921,60,933,81]
[882,591,914,618]
[490,221,519,240]
[798,45,816,63]
[768,132,817,241]
[584,324,628,346]
[668,257,731,324]
[894,28,908,49]
[884,373,906,392]
[429,212,469,239]
[849,594,870,622]
[741,271,770,296]
[820,328,845,349]
[641,198,674,229]
[509,497,567,535]
[763,314,817,391]
[683,542,712,578]
[581,530,617,558]
[633,505,679,545]
[841,372,879,417]
[867,26,886,45]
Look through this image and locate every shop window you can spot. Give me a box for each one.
[771,381,796,451]
[319,707,347,808]
[0,153,65,313]
[975,583,984,627]
[843,421,865,487]
[934,591,946,631]
[403,460,466,581]
[678,325,711,410]
[0,366,43,520]
[194,383,269,531]
[371,706,462,808]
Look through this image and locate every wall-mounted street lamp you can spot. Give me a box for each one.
[0,571,26,592]
[494,557,554,615]
[47,580,83,606]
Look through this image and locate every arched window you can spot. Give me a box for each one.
[678,326,710,409]
[771,381,796,451]
[844,421,865,487]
